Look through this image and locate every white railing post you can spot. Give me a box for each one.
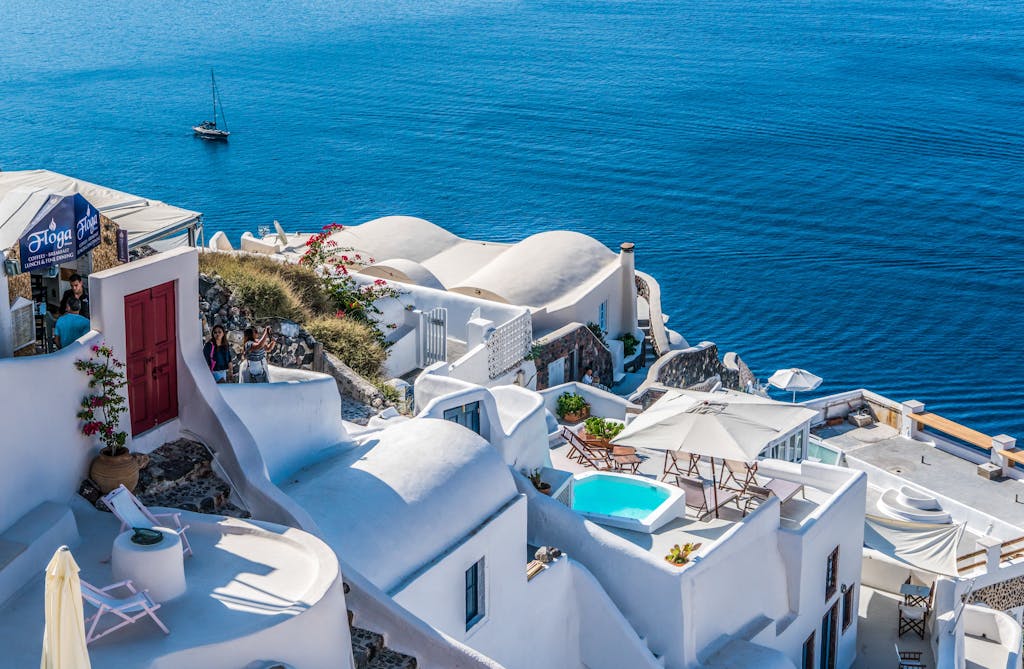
[992,434,1017,473]
[900,400,925,438]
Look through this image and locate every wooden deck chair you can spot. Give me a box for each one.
[894,644,925,669]
[661,450,688,482]
[561,426,587,463]
[721,459,758,493]
[577,442,615,471]
[741,484,773,516]
[102,484,193,557]
[898,603,928,639]
[81,579,170,643]
[675,474,738,520]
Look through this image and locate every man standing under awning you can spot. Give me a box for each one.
[59,273,89,318]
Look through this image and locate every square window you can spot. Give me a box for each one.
[465,559,485,630]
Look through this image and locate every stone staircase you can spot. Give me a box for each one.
[346,585,418,669]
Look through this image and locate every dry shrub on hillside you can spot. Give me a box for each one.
[305,316,386,379]
[199,252,329,322]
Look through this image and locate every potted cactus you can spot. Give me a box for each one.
[525,469,551,495]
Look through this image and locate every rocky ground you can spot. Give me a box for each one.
[81,439,249,518]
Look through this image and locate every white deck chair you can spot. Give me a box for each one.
[81,579,170,643]
[102,485,193,557]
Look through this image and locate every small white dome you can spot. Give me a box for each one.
[358,258,446,291]
[329,216,460,264]
[288,419,517,592]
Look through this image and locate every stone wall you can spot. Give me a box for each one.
[970,575,1024,611]
[648,341,754,392]
[199,272,390,412]
[533,323,612,390]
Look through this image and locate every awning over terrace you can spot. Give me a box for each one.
[864,514,965,577]
[0,170,201,252]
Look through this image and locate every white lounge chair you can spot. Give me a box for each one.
[81,579,170,643]
[101,485,193,557]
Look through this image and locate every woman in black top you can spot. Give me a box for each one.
[203,325,234,383]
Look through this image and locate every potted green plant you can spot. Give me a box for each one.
[556,392,589,423]
[76,343,145,493]
[582,417,625,445]
[664,542,702,567]
[525,469,551,495]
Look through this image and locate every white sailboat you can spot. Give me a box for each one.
[192,69,230,140]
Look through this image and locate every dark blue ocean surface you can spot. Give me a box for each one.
[2,0,1022,437]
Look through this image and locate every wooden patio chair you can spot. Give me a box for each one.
[102,484,193,557]
[674,474,738,520]
[610,447,642,474]
[721,459,758,493]
[661,450,687,482]
[898,603,928,639]
[81,578,170,643]
[895,644,925,669]
[578,443,615,471]
[560,426,587,463]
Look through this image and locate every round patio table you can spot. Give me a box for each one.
[111,527,186,603]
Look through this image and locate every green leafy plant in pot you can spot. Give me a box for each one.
[556,392,589,423]
[76,343,145,493]
[582,417,625,446]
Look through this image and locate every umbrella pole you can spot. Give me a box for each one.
[792,390,797,403]
[711,457,720,518]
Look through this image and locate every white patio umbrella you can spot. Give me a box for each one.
[768,368,823,402]
[611,390,817,515]
[40,546,91,669]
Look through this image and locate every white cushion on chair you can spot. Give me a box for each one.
[899,604,926,620]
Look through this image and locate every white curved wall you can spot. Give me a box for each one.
[0,332,100,533]
[220,368,351,483]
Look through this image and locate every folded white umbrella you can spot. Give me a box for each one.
[768,368,823,402]
[41,546,91,669]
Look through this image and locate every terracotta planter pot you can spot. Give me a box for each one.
[536,483,552,496]
[90,451,146,494]
[581,405,591,419]
[562,411,581,423]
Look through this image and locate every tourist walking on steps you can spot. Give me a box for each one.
[204,325,235,383]
[241,326,275,383]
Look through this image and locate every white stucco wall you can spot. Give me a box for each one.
[392,496,578,669]
[220,367,351,483]
[415,374,550,472]
[538,382,640,423]
[0,333,100,533]
[537,262,630,339]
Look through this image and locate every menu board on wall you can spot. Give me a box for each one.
[11,297,35,351]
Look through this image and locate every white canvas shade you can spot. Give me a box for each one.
[40,546,91,669]
[864,514,965,578]
[768,368,823,402]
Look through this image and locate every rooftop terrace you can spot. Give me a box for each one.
[549,430,835,559]
[817,422,1024,531]
[0,498,345,669]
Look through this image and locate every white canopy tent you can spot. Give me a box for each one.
[864,514,965,578]
[0,170,201,252]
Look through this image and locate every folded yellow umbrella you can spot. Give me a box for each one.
[41,546,91,669]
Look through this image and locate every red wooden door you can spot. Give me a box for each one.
[124,282,178,435]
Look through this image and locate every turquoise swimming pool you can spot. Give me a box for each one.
[571,473,686,532]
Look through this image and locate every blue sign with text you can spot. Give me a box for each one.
[19,193,102,271]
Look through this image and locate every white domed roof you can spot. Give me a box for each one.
[451,230,616,307]
[330,216,460,264]
[291,419,517,592]
[358,258,446,291]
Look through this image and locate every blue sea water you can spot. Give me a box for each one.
[1,0,1022,437]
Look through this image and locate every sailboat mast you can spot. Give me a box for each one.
[210,69,217,125]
